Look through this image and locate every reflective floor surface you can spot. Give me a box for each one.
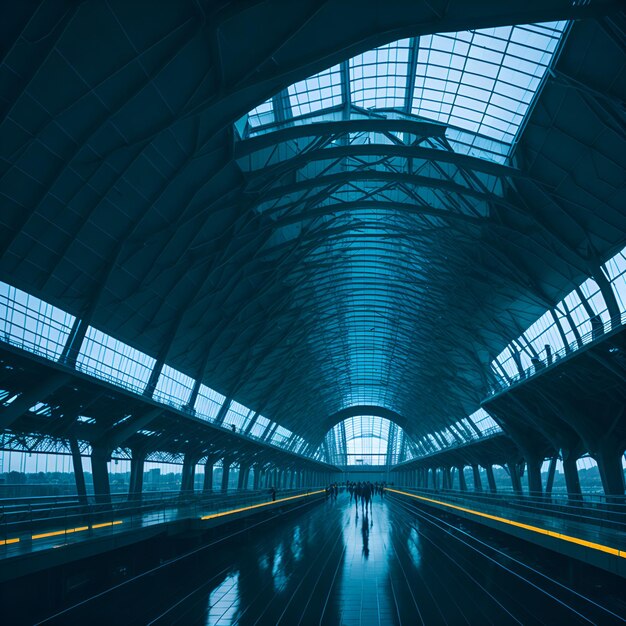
[33,493,626,625]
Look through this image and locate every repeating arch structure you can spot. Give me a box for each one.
[0,1,624,463]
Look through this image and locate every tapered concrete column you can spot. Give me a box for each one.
[562,453,582,503]
[221,459,231,492]
[525,454,543,497]
[181,452,197,495]
[420,468,427,489]
[296,470,302,489]
[70,438,88,505]
[507,460,523,495]
[457,466,467,491]
[442,467,451,490]
[432,468,439,490]
[203,459,214,494]
[91,447,111,505]
[471,464,483,492]
[545,456,557,496]
[238,464,249,490]
[289,470,295,489]
[594,445,625,499]
[128,450,145,502]
[484,464,497,493]
[252,464,260,490]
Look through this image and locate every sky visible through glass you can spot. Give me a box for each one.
[246,21,568,163]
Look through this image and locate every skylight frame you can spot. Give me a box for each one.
[243,21,569,165]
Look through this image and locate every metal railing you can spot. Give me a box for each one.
[0,285,326,464]
[0,487,324,551]
[390,486,626,542]
[488,311,626,395]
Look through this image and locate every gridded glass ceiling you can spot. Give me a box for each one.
[289,65,342,116]
[322,416,418,466]
[245,21,568,163]
[350,39,411,109]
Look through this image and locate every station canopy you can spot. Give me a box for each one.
[1,2,624,458]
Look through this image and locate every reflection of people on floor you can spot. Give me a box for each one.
[361,511,370,559]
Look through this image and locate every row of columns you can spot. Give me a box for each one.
[395,451,623,502]
[394,462,521,496]
[76,445,330,504]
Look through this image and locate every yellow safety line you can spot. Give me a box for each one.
[387,488,626,559]
[0,537,20,546]
[91,520,123,529]
[32,526,89,540]
[201,490,325,521]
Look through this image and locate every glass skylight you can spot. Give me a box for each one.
[242,21,568,164]
[350,39,411,109]
[288,64,342,117]
[322,415,415,465]
[412,23,566,145]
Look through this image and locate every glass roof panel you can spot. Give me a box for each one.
[248,99,274,128]
[350,39,411,109]
[412,22,567,151]
[243,21,568,164]
[288,64,342,117]
[322,416,416,466]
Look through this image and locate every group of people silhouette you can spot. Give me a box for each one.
[347,480,386,514]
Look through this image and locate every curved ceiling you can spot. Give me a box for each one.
[0,1,624,446]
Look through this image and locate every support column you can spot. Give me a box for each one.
[91,447,111,505]
[594,446,625,499]
[507,460,523,495]
[203,458,214,494]
[471,464,483,492]
[252,464,260,490]
[180,452,197,495]
[128,450,145,503]
[221,459,231,492]
[432,468,439,491]
[238,464,249,490]
[562,453,582,503]
[484,464,497,493]
[420,468,427,489]
[457,465,467,491]
[442,466,451,490]
[70,438,87,505]
[525,454,543,498]
[545,456,557,497]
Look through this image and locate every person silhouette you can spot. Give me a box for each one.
[361,511,370,559]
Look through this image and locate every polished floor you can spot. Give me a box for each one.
[36,493,626,625]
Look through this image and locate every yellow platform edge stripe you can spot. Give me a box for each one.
[0,537,20,546]
[387,488,626,559]
[30,520,123,540]
[91,520,123,529]
[201,489,325,521]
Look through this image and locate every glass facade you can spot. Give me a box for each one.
[491,244,626,389]
[322,416,415,466]
[0,278,303,456]
[0,281,76,361]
